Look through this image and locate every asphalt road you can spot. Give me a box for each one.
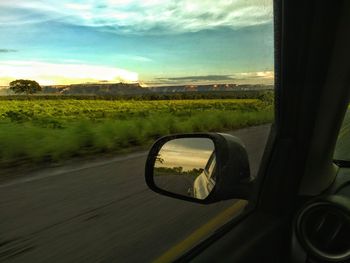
[0,124,270,263]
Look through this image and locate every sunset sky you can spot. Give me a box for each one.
[0,0,273,86]
[156,138,214,171]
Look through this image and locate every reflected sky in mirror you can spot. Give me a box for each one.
[155,138,214,171]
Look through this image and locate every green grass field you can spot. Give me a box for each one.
[0,98,273,167]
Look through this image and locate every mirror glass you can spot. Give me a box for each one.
[153,138,216,200]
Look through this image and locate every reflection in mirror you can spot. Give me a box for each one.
[153,138,216,200]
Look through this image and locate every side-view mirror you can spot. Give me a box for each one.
[145,133,254,204]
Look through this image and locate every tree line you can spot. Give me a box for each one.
[5,79,274,102]
[154,166,205,177]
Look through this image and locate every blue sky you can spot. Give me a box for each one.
[0,0,274,86]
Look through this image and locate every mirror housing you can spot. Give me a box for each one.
[145,133,253,204]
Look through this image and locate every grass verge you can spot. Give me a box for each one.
[0,110,273,167]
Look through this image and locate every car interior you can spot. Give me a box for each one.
[145,0,350,262]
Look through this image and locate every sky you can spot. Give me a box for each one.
[0,0,274,86]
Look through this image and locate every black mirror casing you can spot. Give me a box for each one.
[145,133,253,204]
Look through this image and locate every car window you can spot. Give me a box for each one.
[207,154,217,180]
[0,0,273,262]
[334,106,350,161]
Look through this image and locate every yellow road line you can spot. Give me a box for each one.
[153,200,248,263]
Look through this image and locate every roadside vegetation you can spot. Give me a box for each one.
[0,90,271,101]
[0,93,274,167]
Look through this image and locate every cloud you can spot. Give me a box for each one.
[120,55,153,62]
[157,75,235,82]
[0,4,61,26]
[149,71,274,85]
[0,0,273,34]
[0,60,138,86]
[0,49,18,53]
[235,71,274,80]
[129,56,153,62]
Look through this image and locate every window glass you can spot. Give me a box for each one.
[0,0,274,262]
[207,155,216,179]
[334,107,350,161]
